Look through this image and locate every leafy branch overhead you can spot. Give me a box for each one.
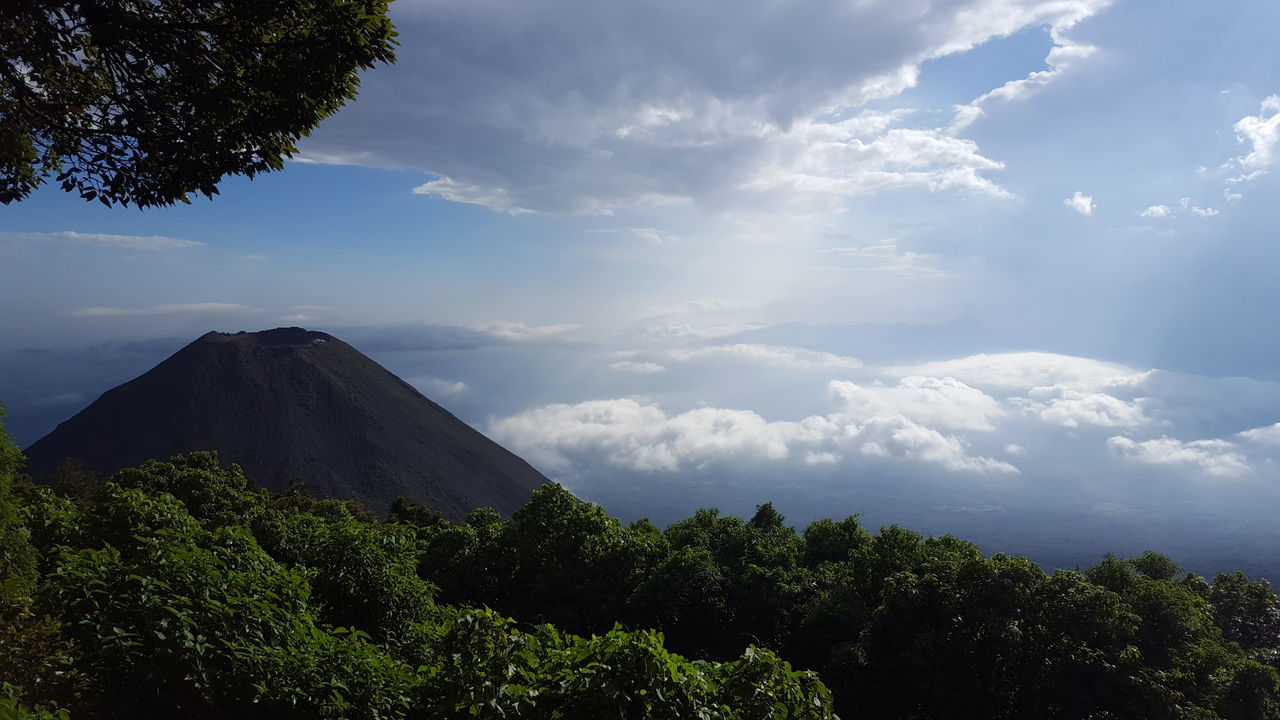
[0,0,397,207]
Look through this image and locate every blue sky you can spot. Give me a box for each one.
[4,0,1280,569]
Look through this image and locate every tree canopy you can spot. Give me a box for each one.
[1,0,397,207]
[5,429,1280,717]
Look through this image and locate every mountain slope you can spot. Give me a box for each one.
[23,327,549,518]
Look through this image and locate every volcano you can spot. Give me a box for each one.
[23,327,549,518]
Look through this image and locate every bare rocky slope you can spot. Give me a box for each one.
[23,327,549,518]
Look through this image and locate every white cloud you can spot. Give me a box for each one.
[1108,435,1250,477]
[805,451,840,466]
[1018,385,1149,429]
[490,399,792,473]
[72,303,259,318]
[473,321,580,342]
[490,393,1016,477]
[1139,198,1218,220]
[1239,422,1280,445]
[0,230,202,251]
[1228,95,1280,184]
[743,115,1012,200]
[609,361,667,374]
[411,177,535,214]
[408,376,469,396]
[1064,191,1095,215]
[829,376,1004,431]
[239,254,266,261]
[848,415,1018,474]
[891,352,1148,393]
[953,25,1102,130]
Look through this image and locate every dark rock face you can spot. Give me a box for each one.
[23,328,549,519]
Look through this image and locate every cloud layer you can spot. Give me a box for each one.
[301,0,1112,215]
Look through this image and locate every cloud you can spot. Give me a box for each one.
[298,0,1112,215]
[1017,385,1149,429]
[891,352,1148,393]
[664,343,863,371]
[412,177,535,214]
[850,415,1018,474]
[72,303,260,318]
[473,321,581,342]
[1064,191,1095,215]
[490,390,1017,477]
[1239,422,1280,445]
[239,254,266,261]
[951,21,1103,131]
[490,399,792,473]
[1228,95,1280,184]
[1108,435,1250,477]
[1138,198,1218,220]
[741,113,1012,200]
[829,376,1004,431]
[638,322,768,342]
[609,361,667,374]
[408,376,469,396]
[0,230,202,251]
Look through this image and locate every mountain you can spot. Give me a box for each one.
[23,327,549,518]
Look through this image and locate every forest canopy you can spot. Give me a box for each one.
[0,0,397,207]
[3,420,1280,718]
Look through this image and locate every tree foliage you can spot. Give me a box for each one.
[4,429,1280,718]
[1,0,396,207]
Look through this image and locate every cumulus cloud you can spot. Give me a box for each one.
[1064,191,1095,215]
[1137,198,1218,220]
[1017,385,1149,429]
[0,230,202,251]
[1228,95,1280,184]
[1108,435,1250,477]
[829,376,1004,431]
[665,343,863,371]
[490,399,792,473]
[490,389,1016,477]
[299,0,1112,215]
[72,303,259,318]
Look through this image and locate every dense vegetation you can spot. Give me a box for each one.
[3,417,1280,718]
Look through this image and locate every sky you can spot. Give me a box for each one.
[4,0,1280,574]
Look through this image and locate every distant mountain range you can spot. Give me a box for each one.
[23,327,549,518]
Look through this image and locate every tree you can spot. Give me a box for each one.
[1,0,397,207]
